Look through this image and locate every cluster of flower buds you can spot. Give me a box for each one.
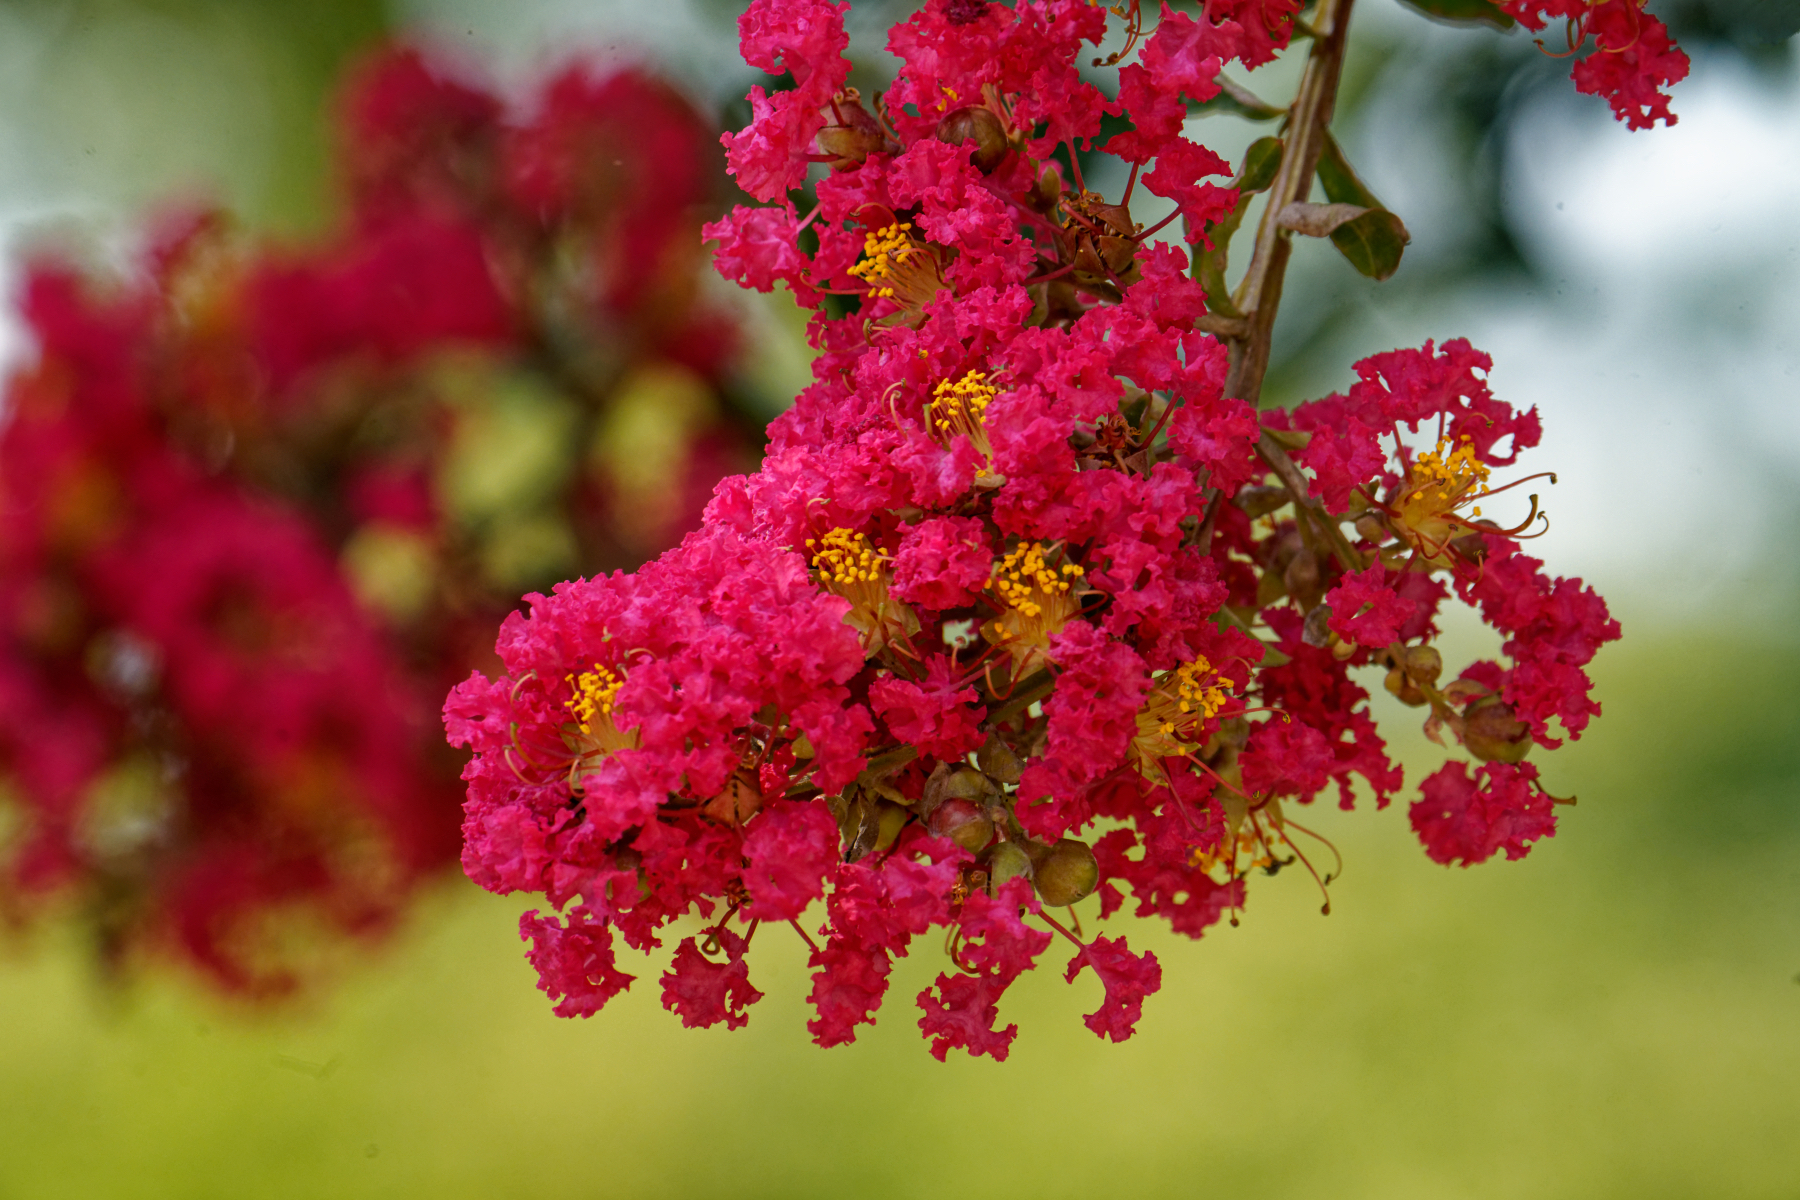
[448,0,1636,1058]
[0,49,752,993]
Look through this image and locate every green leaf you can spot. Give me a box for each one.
[1328,209,1412,281]
[1395,0,1516,29]
[1316,132,1381,209]
[1194,199,1250,319]
[1193,138,1284,318]
[1235,136,1285,194]
[1313,133,1411,280]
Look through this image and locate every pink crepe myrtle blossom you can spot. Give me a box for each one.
[451,0,1649,1057]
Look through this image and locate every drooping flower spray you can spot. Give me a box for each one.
[449,0,1675,1057]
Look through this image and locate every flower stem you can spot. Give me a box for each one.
[1222,0,1359,408]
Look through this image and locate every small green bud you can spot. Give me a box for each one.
[986,841,1034,894]
[976,732,1023,784]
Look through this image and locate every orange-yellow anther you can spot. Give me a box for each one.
[982,541,1085,672]
[930,370,997,440]
[806,526,918,655]
[991,541,1082,619]
[846,222,918,299]
[565,664,624,736]
[1408,434,1490,505]
[1128,655,1236,784]
[807,527,888,587]
[1156,656,1235,734]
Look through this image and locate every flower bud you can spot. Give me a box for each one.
[929,798,994,852]
[1383,644,1441,707]
[976,732,1023,784]
[1302,603,1332,648]
[935,105,1010,174]
[1283,548,1323,611]
[1354,513,1388,544]
[815,91,889,171]
[1032,837,1098,906]
[1461,696,1532,763]
[1234,484,1289,520]
[1384,667,1425,706]
[923,763,993,816]
[986,841,1034,894]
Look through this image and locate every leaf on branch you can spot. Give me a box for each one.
[1193,137,1285,319]
[1235,136,1285,194]
[1312,133,1412,281]
[1276,201,1370,238]
[1328,209,1412,281]
[1394,0,1516,29]
[1316,132,1381,209]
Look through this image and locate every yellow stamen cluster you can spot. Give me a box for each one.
[807,527,887,587]
[991,542,1083,618]
[1408,434,1491,514]
[1191,822,1279,878]
[930,370,997,440]
[1156,656,1235,735]
[1127,656,1237,784]
[565,664,624,736]
[807,526,919,655]
[846,222,918,298]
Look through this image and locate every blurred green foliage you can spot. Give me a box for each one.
[1,626,1795,1198]
[2,0,386,230]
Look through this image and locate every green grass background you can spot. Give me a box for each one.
[3,625,1796,1200]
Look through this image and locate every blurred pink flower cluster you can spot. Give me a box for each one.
[448,0,1629,1059]
[0,47,754,993]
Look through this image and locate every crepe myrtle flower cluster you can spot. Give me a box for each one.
[0,49,752,993]
[448,0,1640,1059]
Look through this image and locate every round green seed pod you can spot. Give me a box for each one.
[928,798,994,852]
[1033,838,1099,907]
[986,841,1034,895]
[1462,696,1533,763]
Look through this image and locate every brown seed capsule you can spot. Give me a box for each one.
[1384,644,1443,707]
[929,798,994,852]
[815,90,889,171]
[1461,696,1533,763]
[977,732,1023,784]
[935,105,1010,174]
[986,841,1034,894]
[1032,837,1098,906]
[1234,484,1290,520]
[1284,547,1323,611]
[1385,666,1428,707]
[1402,644,1443,684]
[1302,603,1333,648]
